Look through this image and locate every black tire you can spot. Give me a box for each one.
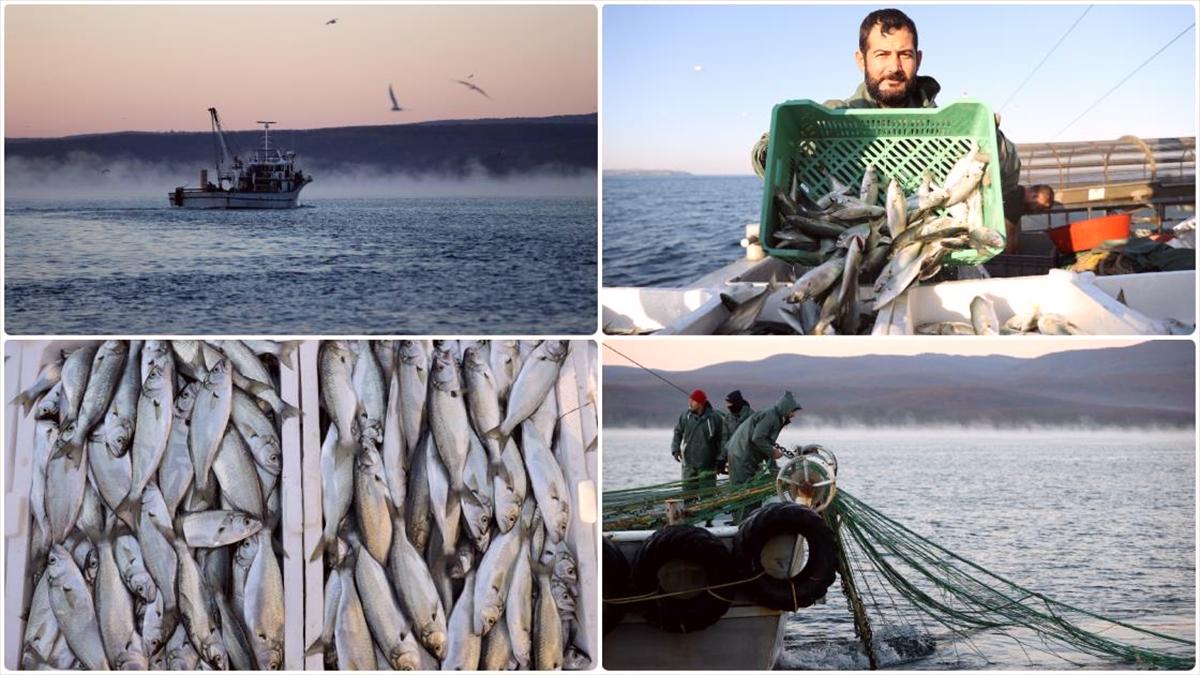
[630,524,735,633]
[733,502,838,611]
[603,537,631,634]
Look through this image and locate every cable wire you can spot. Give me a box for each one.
[601,342,691,396]
[1053,22,1195,140]
[998,5,1093,113]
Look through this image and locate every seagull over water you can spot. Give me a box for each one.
[452,77,490,99]
[325,18,337,25]
[388,84,406,111]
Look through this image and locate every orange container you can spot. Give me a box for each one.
[1047,213,1132,253]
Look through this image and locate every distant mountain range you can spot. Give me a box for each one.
[604,342,1195,428]
[604,169,693,177]
[5,114,597,177]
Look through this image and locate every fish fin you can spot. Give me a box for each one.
[303,637,327,659]
[279,401,302,421]
[277,341,301,371]
[719,293,739,312]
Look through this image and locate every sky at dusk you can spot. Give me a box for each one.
[604,4,1197,174]
[4,4,596,137]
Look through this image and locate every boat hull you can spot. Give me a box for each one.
[168,186,307,209]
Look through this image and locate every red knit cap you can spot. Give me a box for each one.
[690,389,707,406]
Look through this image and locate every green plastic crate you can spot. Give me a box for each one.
[759,99,1005,266]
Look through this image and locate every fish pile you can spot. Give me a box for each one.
[916,296,1087,335]
[12,339,298,670]
[313,339,593,671]
[766,141,1001,335]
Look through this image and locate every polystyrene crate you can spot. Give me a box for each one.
[871,270,1165,335]
[3,340,304,670]
[761,99,1005,266]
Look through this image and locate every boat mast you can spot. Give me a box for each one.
[257,120,276,160]
[208,107,234,188]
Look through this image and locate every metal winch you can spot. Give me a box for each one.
[774,444,838,512]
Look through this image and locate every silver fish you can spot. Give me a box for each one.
[506,548,534,669]
[970,296,1001,335]
[355,443,394,563]
[786,254,845,304]
[160,382,201,520]
[213,339,300,420]
[188,357,232,493]
[494,438,528,534]
[128,363,174,502]
[215,591,255,671]
[463,345,505,466]
[231,534,257,621]
[173,536,228,669]
[885,177,908,238]
[381,370,407,510]
[489,340,521,406]
[533,563,564,670]
[714,283,779,335]
[355,545,421,670]
[872,242,928,311]
[114,533,157,604]
[95,537,140,669]
[139,340,175,398]
[522,421,572,544]
[68,340,128,454]
[30,419,59,540]
[243,340,301,371]
[45,544,110,669]
[244,530,285,670]
[404,430,432,553]
[428,349,471,496]
[213,427,265,517]
[316,425,354,562]
[462,431,494,551]
[445,569,482,670]
[87,425,131,523]
[473,524,525,636]
[916,321,978,335]
[141,595,166,660]
[44,427,87,543]
[231,388,283,477]
[59,342,100,425]
[164,624,199,670]
[835,235,864,334]
[488,340,569,443]
[21,573,60,665]
[388,513,448,660]
[34,381,64,421]
[350,340,387,450]
[334,565,377,670]
[319,563,343,669]
[397,341,428,461]
[11,353,65,417]
[137,485,177,618]
[180,509,262,548]
[1038,313,1086,335]
[373,340,398,383]
[482,619,517,670]
[425,431,462,559]
[320,341,358,449]
[859,164,879,205]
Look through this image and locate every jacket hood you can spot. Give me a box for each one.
[774,391,801,417]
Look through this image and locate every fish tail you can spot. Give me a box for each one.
[11,391,35,417]
[277,341,301,371]
[278,401,302,421]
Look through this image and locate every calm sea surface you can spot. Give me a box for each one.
[5,196,596,334]
[604,427,1196,669]
[603,175,761,287]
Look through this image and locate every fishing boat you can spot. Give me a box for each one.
[604,449,841,670]
[602,135,1195,336]
[169,108,312,209]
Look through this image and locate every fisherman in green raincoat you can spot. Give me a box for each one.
[725,391,802,522]
[752,8,1023,250]
[671,389,723,489]
[716,389,754,475]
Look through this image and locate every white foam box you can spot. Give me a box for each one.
[871,269,1166,335]
[300,340,599,670]
[602,287,720,334]
[1085,270,1196,329]
[3,340,305,670]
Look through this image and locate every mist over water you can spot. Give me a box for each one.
[604,427,1196,668]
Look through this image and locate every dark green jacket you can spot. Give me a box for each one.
[754,75,1021,200]
[671,402,722,473]
[718,405,755,463]
[727,392,800,484]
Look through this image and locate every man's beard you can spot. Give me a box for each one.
[866,71,915,106]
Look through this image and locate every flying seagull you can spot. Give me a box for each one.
[452,78,490,99]
[325,18,337,25]
[387,84,405,111]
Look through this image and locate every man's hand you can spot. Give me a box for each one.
[716,460,728,475]
[672,450,682,463]
[772,445,785,460]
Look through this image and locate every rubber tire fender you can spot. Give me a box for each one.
[602,537,631,634]
[733,502,838,611]
[630,524,736,633]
